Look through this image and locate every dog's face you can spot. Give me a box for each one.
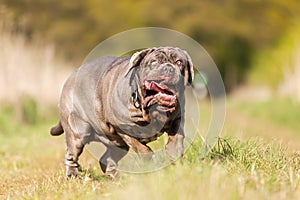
[126,47,194,114]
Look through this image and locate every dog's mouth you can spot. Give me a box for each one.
[142,80,177,112]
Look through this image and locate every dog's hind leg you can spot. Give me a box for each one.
[63,126,84,178]
[62,113,92,178]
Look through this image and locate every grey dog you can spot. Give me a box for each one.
[50,47,194,178]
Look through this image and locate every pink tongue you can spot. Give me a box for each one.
[147,81,163,91]
[146,81,173,95]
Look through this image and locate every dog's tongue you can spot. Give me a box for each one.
[148,81,163,92]
[143,81,176,112]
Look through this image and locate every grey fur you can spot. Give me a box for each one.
[50,47,194,178]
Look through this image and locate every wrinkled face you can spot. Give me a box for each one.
[128,47,194,113]
[139,48,187,86]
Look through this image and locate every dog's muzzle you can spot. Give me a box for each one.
[142,80,177,112]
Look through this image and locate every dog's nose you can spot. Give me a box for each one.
[162,64,175,76]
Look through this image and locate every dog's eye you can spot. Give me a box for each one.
[176,60,183,66]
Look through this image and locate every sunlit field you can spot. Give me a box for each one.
[1,24,300,200]
[1,100,300,199]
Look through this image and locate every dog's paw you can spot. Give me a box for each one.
[66,166,83,179]
[105,169,118,180]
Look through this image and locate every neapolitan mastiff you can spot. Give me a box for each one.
[50,47,194,178]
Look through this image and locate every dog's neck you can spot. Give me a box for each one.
[128,69,153,125]
[129,68,142,109]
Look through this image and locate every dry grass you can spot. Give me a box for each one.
[1,24,300,200]
[1,112,300,200]
[0,24,72,106]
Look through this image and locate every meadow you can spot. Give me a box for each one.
[1,28,300,200]
[1,94,300,199]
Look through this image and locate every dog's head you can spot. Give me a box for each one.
[126,47,194,117]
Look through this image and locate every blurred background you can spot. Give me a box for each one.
[0,0,300,146]
[2,1,300,198]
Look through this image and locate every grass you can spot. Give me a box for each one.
[232,98,300,133]
[1,23,300,200]
[1,102,300,200]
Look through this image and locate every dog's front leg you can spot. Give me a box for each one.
[117,133,153,159]
[99,144,129,179]
[165,118,185,160]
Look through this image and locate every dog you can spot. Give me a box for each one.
[50,47,194,178]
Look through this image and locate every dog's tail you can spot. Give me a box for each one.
[50,120,64,136]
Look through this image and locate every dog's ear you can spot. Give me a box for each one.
[125,48,156,77]
[183,50,194,85]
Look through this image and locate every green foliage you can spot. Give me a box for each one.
[21,95,38,124]
[0,103,18,136]
[0,97,54,136]
[248,25,300,88]
[1,0,300,89]
[0,97,38,136]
